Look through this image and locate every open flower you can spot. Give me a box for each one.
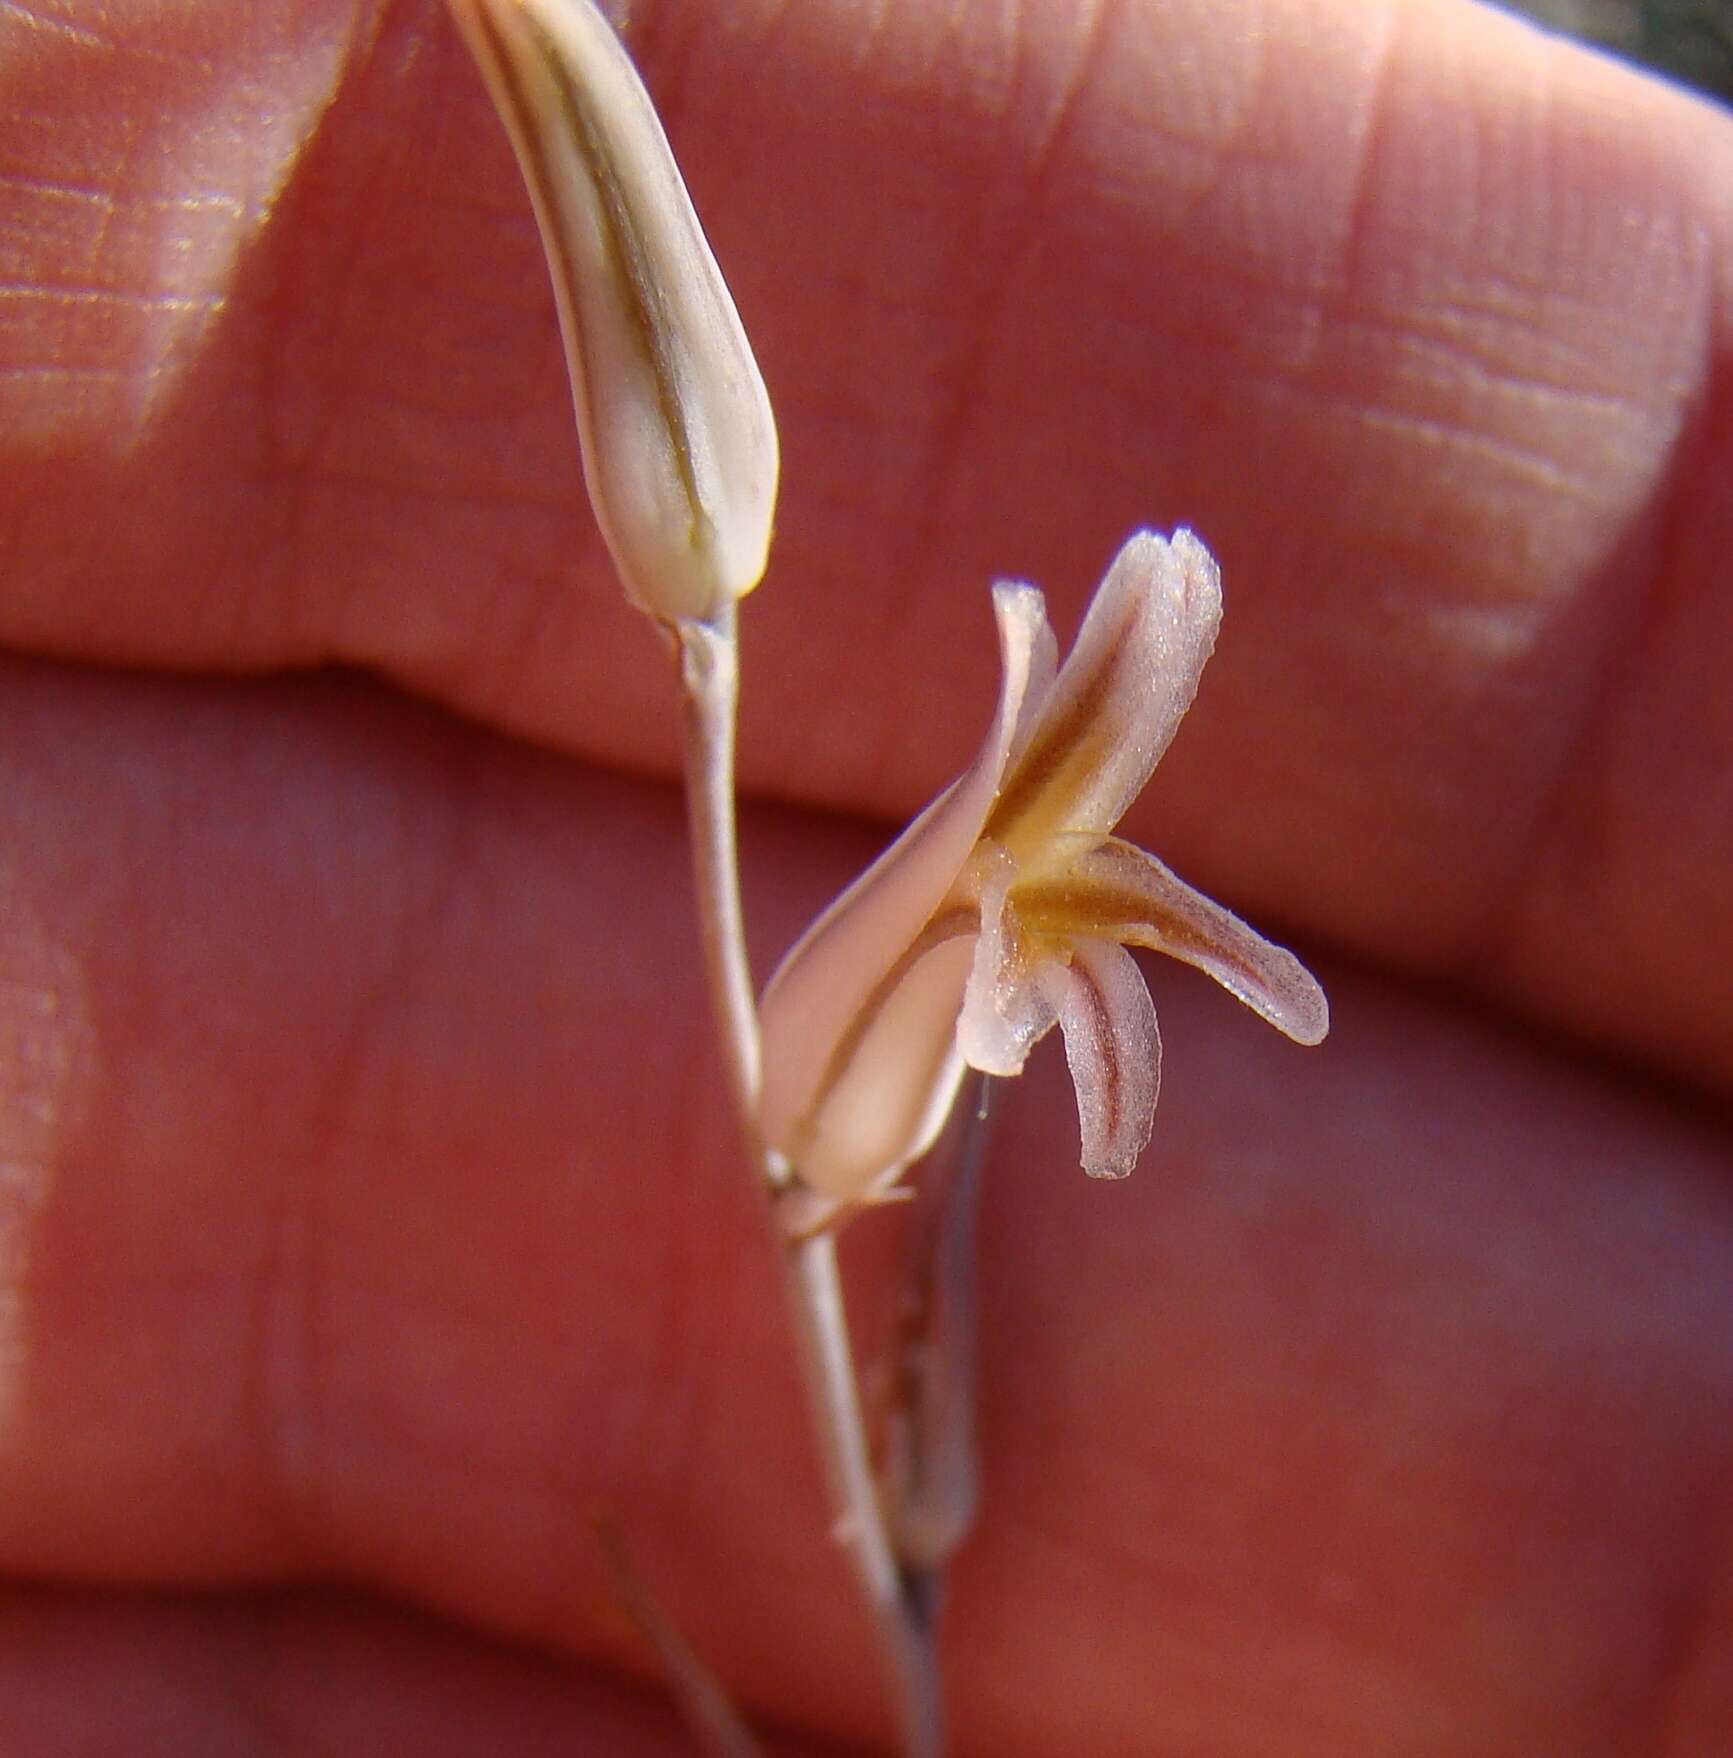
[758,530,1328,1203]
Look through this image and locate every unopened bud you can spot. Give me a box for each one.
[448,0,779,624]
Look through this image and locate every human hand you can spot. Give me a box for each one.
[1,0,1730,1751]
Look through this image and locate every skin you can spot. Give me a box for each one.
[0,0,1730,1750]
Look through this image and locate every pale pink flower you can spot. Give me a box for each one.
[759,531,1328,1203]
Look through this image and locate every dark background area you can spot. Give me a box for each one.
[1503,0,1733,101]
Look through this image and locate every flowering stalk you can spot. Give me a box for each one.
[685,610,945,1751]
[758,533,1329,1673]
[787,1231,943,1754]
[677,609,760,1132]
[445,3,941,1751]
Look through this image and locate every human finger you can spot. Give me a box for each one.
[0,1583,830,1755]
[1,658,1729,1753]
[2,0,1730,1096]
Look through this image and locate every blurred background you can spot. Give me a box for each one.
[1502,0,1733,101]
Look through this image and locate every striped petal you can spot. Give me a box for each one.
[985,530,1221,870]
[1034,938,1162,1180]
[1017,836,1329,1045]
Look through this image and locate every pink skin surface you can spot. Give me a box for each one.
[1,0,1731,1752]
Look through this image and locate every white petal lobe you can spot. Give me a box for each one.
[1028,837,1330,1046]
[1035,939,1162,1179]
[987,530,1222,864]
[957,843,1055,1077]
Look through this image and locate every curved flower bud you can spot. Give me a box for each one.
[447,0,779,624]
[758,529,1329,1203]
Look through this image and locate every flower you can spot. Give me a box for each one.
[758,530,1328,1204]
[447,0,778,626]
